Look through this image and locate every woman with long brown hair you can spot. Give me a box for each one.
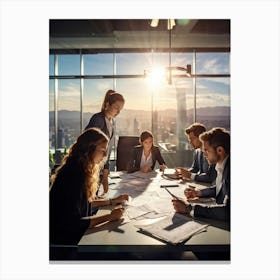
[50,127,128,245]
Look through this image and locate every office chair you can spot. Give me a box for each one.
[116,136,139,171]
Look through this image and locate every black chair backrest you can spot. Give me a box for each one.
[116,136,139,171]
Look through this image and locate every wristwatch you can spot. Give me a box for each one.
[186,203,192,214]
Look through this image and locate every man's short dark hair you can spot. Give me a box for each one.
[199,127,230,154]
[185,123,206,137]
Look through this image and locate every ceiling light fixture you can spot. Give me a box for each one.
[150,19,176,30]
[147,19,191,85]
[150,19,159,28]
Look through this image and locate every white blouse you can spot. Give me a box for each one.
[140,150,153,169]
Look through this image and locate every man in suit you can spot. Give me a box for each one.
[173,127,230,221]
[176,123,217,184]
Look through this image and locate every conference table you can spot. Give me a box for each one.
[78,170,230,261]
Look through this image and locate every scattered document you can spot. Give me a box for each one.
[162,168,179,179]
[148,198,175,214]
[126,204,154,219]
[126,170,159,179]
[109,171,125,179]
[135,213,208,244]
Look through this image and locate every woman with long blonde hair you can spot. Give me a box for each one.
[50,128,128,245]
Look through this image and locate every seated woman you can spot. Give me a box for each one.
[50,127,128,245]
[128,130,166,173]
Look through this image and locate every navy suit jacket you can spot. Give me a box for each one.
[194,156,230,221]
[189,149,217,183]
[85,111,114,169]
[128,145,165,173]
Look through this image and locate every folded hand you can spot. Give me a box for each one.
[113,194,129,204]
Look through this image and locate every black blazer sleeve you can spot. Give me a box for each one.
[194,200,230,221]
[151,146,165,170]
[188,150,200,173]
[189,150,217,184]
[85,112,106,131]
[194,163,217,184]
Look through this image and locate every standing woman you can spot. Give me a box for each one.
[50,128,128,246]
[128,130,167,173]
[85,89,125,195]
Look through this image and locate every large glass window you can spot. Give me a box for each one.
[83,79,114,126]
[56,79,80,149]
[196,53,230,74]
[116,53,152,75]
[196,78,230,131]
[84,54,114,75]
[114,78,152,136]
[49,79,55,150]
[49,51,230,169]
[49,54,54,76]
[58,54,80,76]
[171,52,193,71]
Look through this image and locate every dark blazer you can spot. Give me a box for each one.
[49,160,90,245]
[189,149,217,183]
[85,111,114,169]
[194,156,230,221]
[128,145,166,173]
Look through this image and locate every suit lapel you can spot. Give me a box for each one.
[216,157,230,203]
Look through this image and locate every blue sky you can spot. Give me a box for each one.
[49,52,230,111]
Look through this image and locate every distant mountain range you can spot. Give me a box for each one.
[49,106,230,120]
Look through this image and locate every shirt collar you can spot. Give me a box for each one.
[215,155,229,172]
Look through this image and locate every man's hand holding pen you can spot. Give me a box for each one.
[175,167,191,180]
[172,199,187,213]
[184,188,201,200]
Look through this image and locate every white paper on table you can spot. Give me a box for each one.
[135,211,167,220]
[109,171,125,179]
[148,198,175,214]
[125,204,154,219]
[135,213,209,244]
[121,170,158,180]
[124,179,152,187]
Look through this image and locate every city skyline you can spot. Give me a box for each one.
[49,105,230,150]
[49,52,230,111]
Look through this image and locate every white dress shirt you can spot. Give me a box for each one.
[140,150,153,169]
[215,155,229,196]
